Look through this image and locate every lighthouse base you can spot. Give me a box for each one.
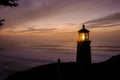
[76,41,91,64]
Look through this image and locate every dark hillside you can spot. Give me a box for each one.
[5,54,120,80]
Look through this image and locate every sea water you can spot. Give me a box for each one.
[0,34,119,80]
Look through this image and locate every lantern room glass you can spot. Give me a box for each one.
[78,32,89,41]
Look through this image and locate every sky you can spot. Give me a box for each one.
[0,1,120,78]
[0,0,120,35]
[0,0,120,67]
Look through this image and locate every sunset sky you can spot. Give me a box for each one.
[0,1,120,79]
[0,0,120,71]
[0,0,120,35]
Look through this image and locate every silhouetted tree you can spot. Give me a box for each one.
[0,0,18,7]
[0,0,18,28]
[0,19,5,27]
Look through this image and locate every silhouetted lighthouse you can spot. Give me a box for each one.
[76,25,91,64]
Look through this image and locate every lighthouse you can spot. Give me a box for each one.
[76,25,91,64]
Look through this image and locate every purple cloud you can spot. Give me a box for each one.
[84,13,120,28]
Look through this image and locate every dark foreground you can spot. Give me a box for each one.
[5,54,120,80]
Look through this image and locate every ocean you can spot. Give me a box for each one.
[0,32,120,80]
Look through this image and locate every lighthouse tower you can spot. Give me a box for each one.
[76,25,91,64]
